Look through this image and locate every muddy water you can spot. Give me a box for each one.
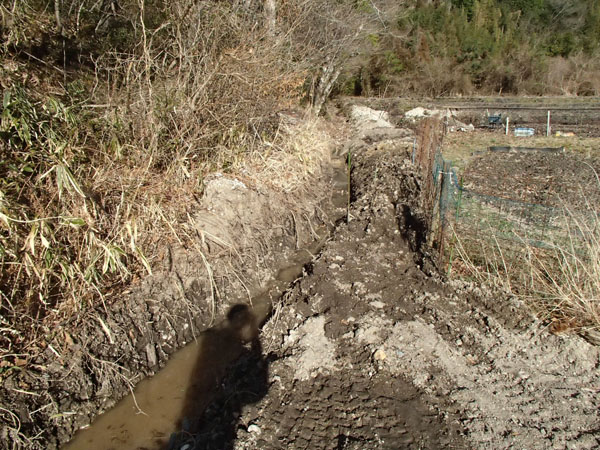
[62,160,348,450]
[61,287,271,450]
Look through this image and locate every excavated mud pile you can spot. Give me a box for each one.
[172,117,600,449]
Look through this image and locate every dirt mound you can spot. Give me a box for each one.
[349,105,394,130]
[169,109,600,450]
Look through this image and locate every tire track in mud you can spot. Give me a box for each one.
[176,115,600,450]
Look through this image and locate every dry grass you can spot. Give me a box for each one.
[249,118,335,193]
[441,123,600,337]
[447,188,600,337]
[525,201,600,334]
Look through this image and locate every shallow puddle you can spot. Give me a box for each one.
[62,290,273,450]
[62,159,348,450]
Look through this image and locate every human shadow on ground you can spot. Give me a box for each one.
[166,303,270,450]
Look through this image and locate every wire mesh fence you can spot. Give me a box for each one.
[414,119,595,285]
[414,118,600,335]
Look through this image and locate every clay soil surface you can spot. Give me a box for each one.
[166,112,600,450]
[462,149,600,209]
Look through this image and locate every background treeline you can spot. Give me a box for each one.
[343,0,600,96]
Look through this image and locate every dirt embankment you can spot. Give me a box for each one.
[0,117,343,449]
[167,109,600,449]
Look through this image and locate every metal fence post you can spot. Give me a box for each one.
[437,159,452,260]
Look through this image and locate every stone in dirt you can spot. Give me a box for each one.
[283,315,338,381]
[405,106,454,121]
[349,105,394,129]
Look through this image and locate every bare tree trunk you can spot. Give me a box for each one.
[312,58,341,115]
[264,0,276,35]
[311,22,363,115]
[54,0,63,31]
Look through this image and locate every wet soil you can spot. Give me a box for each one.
[61,229,338,450]
[163,115,599,449]
[4,107,600,450]
[0,125,343,449]
[57,156,351,450]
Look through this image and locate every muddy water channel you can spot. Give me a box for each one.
[63,160,348,450]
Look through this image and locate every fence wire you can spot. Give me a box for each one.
[413,119,594,282]
[428,147,595,277]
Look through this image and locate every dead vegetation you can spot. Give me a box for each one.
[1,0,599,445]
[0,2,374,447]
[0,0,375,381]
[449,204,600,342]
[437,128,600,340]
[442,130,600,174]
[341,0,600,97]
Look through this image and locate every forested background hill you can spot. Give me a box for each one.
[342,0,600,96]
[2,1,599,101]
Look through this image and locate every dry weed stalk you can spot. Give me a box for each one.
[0,405,36,449]
[524,203,600,333]
[448,197,600,335]
[85,349,147,415]
[0,0,374,389]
